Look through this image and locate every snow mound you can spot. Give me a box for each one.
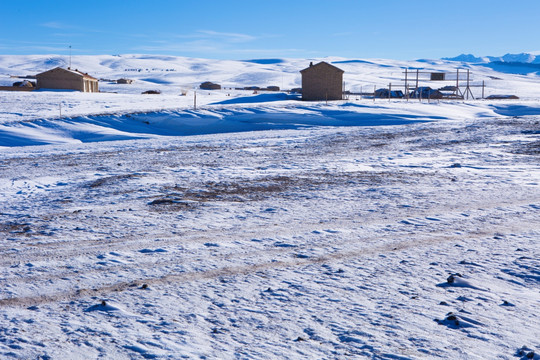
[436,273,484,290]
[211,92,299,105]
[0,103,441,147]
[516,346,540,360]
[84,300,125,313]
[435,311,484,329]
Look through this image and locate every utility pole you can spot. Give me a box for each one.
[69,45,72,69]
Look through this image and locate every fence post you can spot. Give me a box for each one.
[406,84,409,102]
[482,80,485,99]
[404,68,408,98]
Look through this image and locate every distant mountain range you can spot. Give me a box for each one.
[443,52,540,64]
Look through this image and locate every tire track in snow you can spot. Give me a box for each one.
[1,195,537,290]
[0,194,537,267]
[0,221,536,308]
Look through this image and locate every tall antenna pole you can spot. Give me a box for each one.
[69,45,72,69]
[466,69,469,100]
[456,69,460,98]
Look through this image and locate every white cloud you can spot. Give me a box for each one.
[171,30,257,44]
[41,21,69,29]
[196,30,256,43]
[133,29,296,56]
[134,39,303,57]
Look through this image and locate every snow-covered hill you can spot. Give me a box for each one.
[443,52,540,64]
[1,53,540,147]
[442,52,540,75]
[2,53,540,97]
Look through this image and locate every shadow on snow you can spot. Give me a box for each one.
[0,104,434,147]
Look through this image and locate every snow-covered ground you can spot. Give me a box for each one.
[1,55,539,359]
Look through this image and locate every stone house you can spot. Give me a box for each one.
[300,61,344,101]
[36,67,99,92]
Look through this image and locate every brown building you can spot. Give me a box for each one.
[300,61,344,101]
[200,81,221,90]
[36,67,99,92]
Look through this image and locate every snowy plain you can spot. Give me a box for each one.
[0,55,539,359]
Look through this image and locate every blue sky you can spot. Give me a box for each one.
[2,0,539,60]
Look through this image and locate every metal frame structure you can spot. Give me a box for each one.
[402,68,485,100]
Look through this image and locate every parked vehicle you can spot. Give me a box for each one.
[374,88,404,98]
[409,87,443,99]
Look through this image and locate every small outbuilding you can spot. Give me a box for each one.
[200,81,221,90]
[485,94,519,100]
[36,67,99,92]
[300,61,344,101]
[430,72,446,81]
